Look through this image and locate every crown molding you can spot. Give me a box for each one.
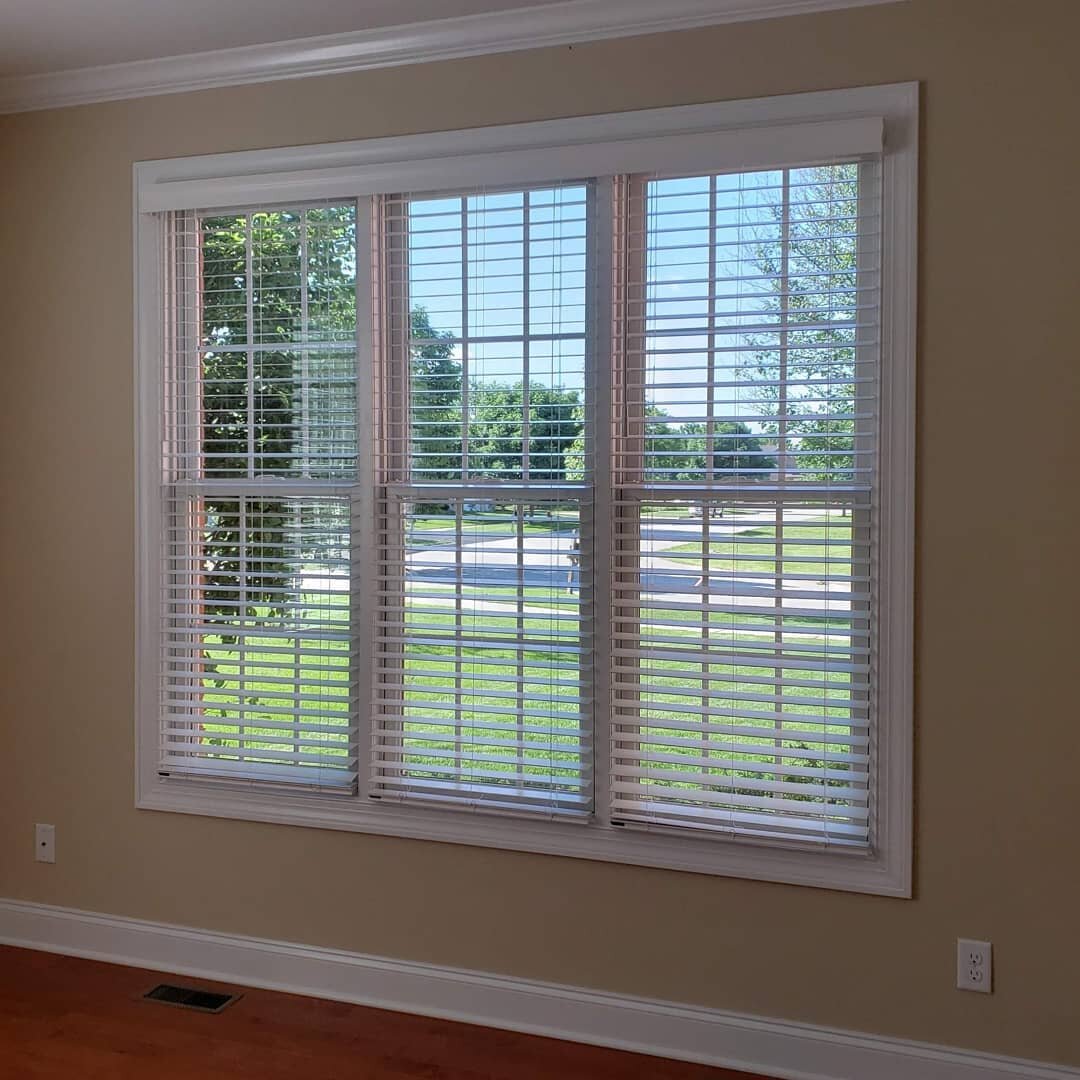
[0,0,904,115]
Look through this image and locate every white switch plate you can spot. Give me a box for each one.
[957,938,992,993]
[34,823,55,864]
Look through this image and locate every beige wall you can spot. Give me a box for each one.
[2,0,1079,1065]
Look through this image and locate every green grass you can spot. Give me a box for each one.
[407,513,580,535]
[663,520,854,578]
[414,582,581,608]
[187,569,861,807]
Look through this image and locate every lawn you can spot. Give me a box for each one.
[407,510,580,536]
[663,519,857,579]
[183,511,865,810]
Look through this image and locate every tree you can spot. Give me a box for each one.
[666,420,776,481]
[198,207,356,635]
[469,381,583,481]
[643,410,774,482]
[562,405,587,482]
[745,164,860,482]
[565,410,773,482]
[409,307,461,480]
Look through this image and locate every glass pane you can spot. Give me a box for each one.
[406,186,588,482]
[197,205,358,480]
[642,165,868,487]
[374,497,589,811]
[162,495,352,785]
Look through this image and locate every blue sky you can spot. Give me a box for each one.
[406,166,861,432]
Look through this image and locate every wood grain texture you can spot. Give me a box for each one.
[0,946,769,1079]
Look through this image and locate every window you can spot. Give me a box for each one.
[373,185,593,813]
[159,206,358,790]
[137,84,915,894]
[609,165,878,846]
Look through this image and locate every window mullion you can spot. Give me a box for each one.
[609,174,648,825]
[372,193,410,794]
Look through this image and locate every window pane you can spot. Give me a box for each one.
[377,185,594,815]
[200,206,357,348]
[196,205,358,480]
[611,498,870,842]
[373,497,590,813]
[635,165,871,486]
[162,495,354,787]
[405,186,588,482]
[159,203,358,792]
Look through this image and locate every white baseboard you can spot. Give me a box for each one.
[0,898,1074,1080]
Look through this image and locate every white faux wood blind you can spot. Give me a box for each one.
[371,185,595,814]
[610,162,881,845]
[373,493,592,813]
[159,204,360,790]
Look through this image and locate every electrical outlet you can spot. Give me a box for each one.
[34,824,55,864]
[957,939,992,993]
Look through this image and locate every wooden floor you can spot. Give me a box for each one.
[0,946,771,1079]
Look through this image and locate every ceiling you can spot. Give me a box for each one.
[0,0,570,78]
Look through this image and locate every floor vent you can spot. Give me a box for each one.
[143,983,239,1013]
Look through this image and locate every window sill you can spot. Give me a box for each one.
[137,777,910,897]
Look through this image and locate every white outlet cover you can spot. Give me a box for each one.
[34,823,55,864]
[957,938,992,993]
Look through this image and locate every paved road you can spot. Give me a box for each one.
[305,508,852,614]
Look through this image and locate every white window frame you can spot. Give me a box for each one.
[135,82,916,896]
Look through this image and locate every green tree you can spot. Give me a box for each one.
[746,164,860,482]
[642,406,686,481]
[198,207,356,633]
[469,381,583,480]
[409,307,461,480]
[666,420,776,480]
[562,404,586,482]
[565,408,773,482]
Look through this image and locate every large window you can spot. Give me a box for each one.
[138,85,915,894]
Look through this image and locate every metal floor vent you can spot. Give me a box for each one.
[143,983,239,1013]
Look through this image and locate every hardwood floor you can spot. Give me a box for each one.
[0,946,771,1079]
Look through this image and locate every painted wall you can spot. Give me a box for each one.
[2,0,1079,1065]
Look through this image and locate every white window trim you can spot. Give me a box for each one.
[134,82,917,897]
